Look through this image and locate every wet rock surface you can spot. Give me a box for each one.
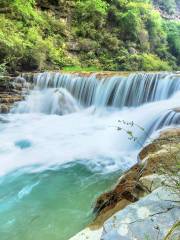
[101,187,180,240]
[0,76,28,113]
[70,128,180,240]
[92,128,180,226]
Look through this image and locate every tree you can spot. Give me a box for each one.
[165,21,180,65]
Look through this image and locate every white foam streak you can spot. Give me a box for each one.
[0,91,179,176]
[0,72,179,176]
[13,88,79,115]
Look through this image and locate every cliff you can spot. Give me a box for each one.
[0,0,180,74]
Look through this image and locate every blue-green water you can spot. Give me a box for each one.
[0,111,130,240]
[1,79,179,239]
[0,162,121,240]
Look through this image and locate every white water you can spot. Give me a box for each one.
[0,72,180,240]
[29,72,180,107]
[1,72,180,176]
[14,88,80,115]
[0,104,175,175]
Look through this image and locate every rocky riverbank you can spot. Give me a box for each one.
[0,76,28,113]
[71,128,180,240]
[93,128,180,223]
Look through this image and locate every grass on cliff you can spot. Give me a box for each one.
[62,66,101,72]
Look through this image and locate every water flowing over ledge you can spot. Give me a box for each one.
[0,71,180,240]
[18,71,180,139]
[27,72,180,108]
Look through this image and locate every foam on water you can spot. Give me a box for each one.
[1,91,180,176]
[0,72,179,240]
[13,88,80,115]
[30,72,180,107]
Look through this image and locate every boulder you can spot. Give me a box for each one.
[159,128,180,138]
[15,76,26,85]
[70,227,103,240]
[101,187,180,240]
[92,128,180,226]
[0,116,9,123]
[128,47,138,55]
[0,104,9,113]
[0,76,28,113]
[71,188,180,240]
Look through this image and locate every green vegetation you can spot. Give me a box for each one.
[0,63,7,76]
[165,20,180,66]
[163,221,180,240]
[0,0,179,73]
[62,66,101,72]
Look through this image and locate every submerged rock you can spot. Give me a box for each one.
[0,116,9,123]
[53,88,79,115]
[15,139,32,149]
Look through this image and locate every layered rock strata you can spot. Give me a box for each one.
[0,76,28,113]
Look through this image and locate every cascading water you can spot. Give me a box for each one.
[0,72,180,240]
[30,72,180,108]
[14,88,80,115]
[148,108,180,135]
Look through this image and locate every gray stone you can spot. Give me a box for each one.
[101,188,180,240]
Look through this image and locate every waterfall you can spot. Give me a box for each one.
[16,72,180,140]
[29,72,180,108]
[148,109,180,135]
[1,71,179,240]
[153,109,180,130]
[13,88,80,115]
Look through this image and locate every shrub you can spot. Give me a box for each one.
[0,0,179,72]
[117,53,171,71]
[139,53,171,70]
[165,21,180,66]
[0,63,7,76]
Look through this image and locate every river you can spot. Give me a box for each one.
[0,72,180,240]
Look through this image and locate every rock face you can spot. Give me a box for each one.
[36,0,75,21]
[153,0,180,20]
[70,128,180,240]
[93,128,180,225]
[0,76,28,113]
[101,187,180,240]
[71,188,180,240]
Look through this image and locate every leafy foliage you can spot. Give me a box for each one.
[0,0,179,72]
[0,63,7,76]
[165,20,180,66]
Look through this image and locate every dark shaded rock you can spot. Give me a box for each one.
[0,116,9,123]
[0,76,27,113]
[0,104,9,113]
